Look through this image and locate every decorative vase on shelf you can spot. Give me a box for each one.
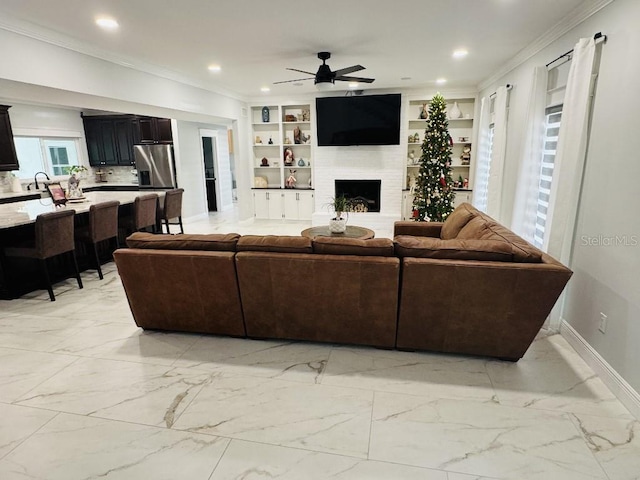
[449,102,462,119]
[297,158,305,167]
[261,106,270,123]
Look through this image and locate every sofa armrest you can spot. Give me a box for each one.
[393,221,443,238]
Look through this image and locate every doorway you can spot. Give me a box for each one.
[201,134,218,212]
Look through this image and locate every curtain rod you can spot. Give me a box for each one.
[545,32,607,68]
[489,84,513,99]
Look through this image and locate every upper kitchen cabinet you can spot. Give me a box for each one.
[83,115,135,166]
[0,105,20,171]
[134,116,173,144]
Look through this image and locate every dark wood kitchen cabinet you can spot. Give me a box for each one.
[83,115,135,167]
[0,105,20,172]
[134,116,173,144]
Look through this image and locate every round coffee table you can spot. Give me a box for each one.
[301,225,375,240]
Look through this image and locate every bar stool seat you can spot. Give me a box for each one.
[158,188,184,234]
[75,200,120,280]
[4,209,83,301]
[120,193,159,236]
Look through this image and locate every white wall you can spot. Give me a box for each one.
[478,0,640,393]
[0,26,252,217]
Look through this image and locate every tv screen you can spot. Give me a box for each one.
[316,94,401,146]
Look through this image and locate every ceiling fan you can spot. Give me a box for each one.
[274,52,375,90]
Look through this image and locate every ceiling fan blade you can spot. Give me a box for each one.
[286,68,316,75]
[335,75,375,83]
[332,65,365,77]
[273,78,313,84]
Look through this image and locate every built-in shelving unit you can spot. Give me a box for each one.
[250,104,314,220]
[402,97,477,219]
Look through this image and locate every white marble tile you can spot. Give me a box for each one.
[0,413,229,479]
[447,474,500,480]
[173,374,373,458]
[49,321,198,365]
[570,413,640,480]
[322,347,496,402]
[15,357,211,428]
[0,314,90,352]
[0,404,57,459]
[0,347,78,402]
[487,334,632,419]
[369,392,608,480]
[210,439,447,479]
[174,337,330,383]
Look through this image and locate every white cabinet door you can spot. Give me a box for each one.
[268,191,283,219]
[297,191,314,220]
[283,191,299,220]
[452,191,472,209]
[253,191,269,219]
[402,192,415,221]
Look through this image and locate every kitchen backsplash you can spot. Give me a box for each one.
[88,166,138,184]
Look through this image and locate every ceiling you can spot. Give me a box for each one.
[0,0,594,99]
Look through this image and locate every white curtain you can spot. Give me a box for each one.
[485,86,509,220]
[472,96,492,212]
[510,66,548,240]
[544,37,597,263]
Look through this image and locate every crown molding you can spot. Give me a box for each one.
[0,13,247,104]
[477,0,614,92]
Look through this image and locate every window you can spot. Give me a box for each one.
[474,123,494,212]
[533,105,563,248]
[12,137,80,179]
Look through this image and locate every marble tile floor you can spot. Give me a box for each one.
[0,212,638,479]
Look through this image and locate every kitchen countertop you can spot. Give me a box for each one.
[0,190,166,230]
[0,183,139,201]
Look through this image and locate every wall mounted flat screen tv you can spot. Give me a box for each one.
[316,94,401,146]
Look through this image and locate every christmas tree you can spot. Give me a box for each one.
[412,93,455,221]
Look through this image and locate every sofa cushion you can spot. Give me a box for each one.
[441,203,476,239]
[394,235,514,261]
[237,235,312,253]
[456,216,491,239]
[313,237,395,257]
[484,222,543,263]
[126,232,240,251]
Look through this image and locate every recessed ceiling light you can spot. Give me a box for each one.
[348,82,359,89]
[293,82,303,87]
[401,77,412,81]
[453,49,468,59]
[208,64,221,72]
[95,17,119,30]
[436,78,447,85]
[260,86,271,93]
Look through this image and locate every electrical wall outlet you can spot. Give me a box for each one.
[598,312,608,334]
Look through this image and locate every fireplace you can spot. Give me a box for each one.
[335,180,381,213]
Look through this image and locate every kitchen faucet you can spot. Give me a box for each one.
[32,171,50,190]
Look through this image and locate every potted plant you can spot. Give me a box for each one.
[328,195,350,233]
[64,165,88,177]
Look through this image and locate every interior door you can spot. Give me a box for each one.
[202,136,217,211]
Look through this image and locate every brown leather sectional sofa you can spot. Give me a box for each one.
[113,203,572,361]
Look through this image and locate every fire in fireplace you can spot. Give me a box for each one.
[335,180,381,213]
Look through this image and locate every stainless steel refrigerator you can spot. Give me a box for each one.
[133,144,177,189]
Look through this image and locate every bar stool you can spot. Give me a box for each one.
[75,200,120,280]
[4,209,83,301]
[121,193,158,236]
[158,188,184,234]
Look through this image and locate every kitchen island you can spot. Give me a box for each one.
[0,189,167,299]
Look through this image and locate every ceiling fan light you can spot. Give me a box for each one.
[315,81,335,92]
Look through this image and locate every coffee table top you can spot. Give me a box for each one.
[301,225,375,240]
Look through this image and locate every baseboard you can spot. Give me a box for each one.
[560,319,640,420]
